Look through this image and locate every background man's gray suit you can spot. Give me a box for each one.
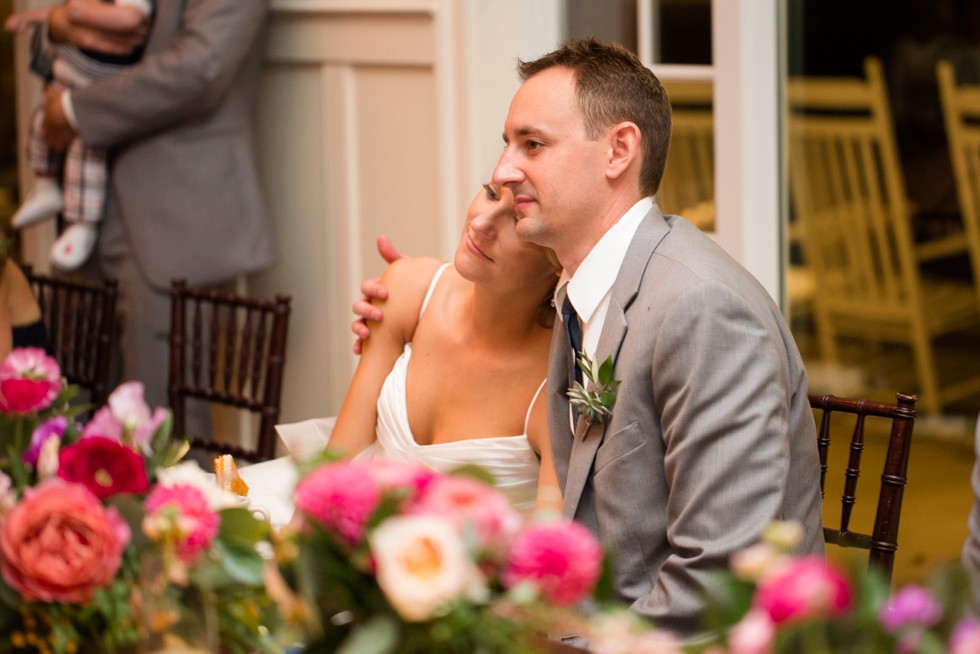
[549,207,825,635]
[59,0,276,406]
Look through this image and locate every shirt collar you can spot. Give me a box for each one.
[559,197,652,323]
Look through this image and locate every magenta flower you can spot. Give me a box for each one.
[82,381,167,454]
[503,520,603,605]
[22,416,68,466]
[366,459,437,498]
[754,556,852,624]
[58,436,149,499]
[0,347,61,414]
[411,475,521,552]
[880,585,943,633]
[143,483,220,564]
[295,461,382,545]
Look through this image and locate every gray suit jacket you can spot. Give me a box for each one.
[549,208,824,636]
[70,0,276,289]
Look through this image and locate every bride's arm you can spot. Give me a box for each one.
[527,391,563,514]
[330,257,444,457]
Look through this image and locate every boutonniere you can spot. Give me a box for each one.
[567,353,621,435]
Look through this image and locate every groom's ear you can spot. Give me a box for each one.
[605,121,641,182]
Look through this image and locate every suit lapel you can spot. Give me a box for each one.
[561,208,671,518]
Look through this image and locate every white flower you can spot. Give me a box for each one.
[156,461,242,511]
[36,435,61,481]
[369,515,487,622]
[0,471,16,514]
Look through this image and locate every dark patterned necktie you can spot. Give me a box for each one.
[562,295,583,386]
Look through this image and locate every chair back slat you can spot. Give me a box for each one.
[24,268,117,408]
[791,58,980,415]
[937,60,980,312]
[810,392,917,584]
[168,279,292,463]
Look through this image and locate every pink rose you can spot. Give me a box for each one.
[295,461,382,545]
[728,609,776,654]
[411,475,521,552]
[0,480,130,603]
[0,347,61,414]
[503,520,603,605]
[754,556,852,624]
[82,381,167,454]
[143,483,220,564]
[59,436,149,499]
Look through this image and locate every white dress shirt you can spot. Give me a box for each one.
[558,197,653,359]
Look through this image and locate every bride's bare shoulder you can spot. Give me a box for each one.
[375,257,447,335]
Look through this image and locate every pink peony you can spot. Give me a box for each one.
[295,461,382,545]
[880,585,943,633]
[143,483,220,564]
[22,416,69,466]
[754,556,852,624]
[0,347,61,414]
[411,475,521,552]
[728,609,776,654]
[366,459,437,498]
[950,618,980,654]
[59,436,149,499]
[82,381,167,454]
[503,520,603,605]
[0,479,130,603]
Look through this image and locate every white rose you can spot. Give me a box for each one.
[369,515,486,622]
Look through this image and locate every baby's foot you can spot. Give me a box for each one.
[51,223,98,270]
[11,178,63,228]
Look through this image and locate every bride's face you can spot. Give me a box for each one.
[454,184,558,293]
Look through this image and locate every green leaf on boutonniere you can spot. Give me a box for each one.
[567,353,621,435]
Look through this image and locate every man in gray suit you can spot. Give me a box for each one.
[37,0,276,408]
[491,38,824,636]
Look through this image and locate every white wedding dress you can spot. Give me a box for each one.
[357,264,543,511]
[265,264,543,518]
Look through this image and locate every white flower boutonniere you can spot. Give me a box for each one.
[567,353,621,435]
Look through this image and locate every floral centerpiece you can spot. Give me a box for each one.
[0,347,278,654]
[271,456,609,653]
[678,521,978,654]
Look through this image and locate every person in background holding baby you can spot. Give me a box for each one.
[5,0,153,270]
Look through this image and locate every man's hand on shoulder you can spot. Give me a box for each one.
[352,235,403,355]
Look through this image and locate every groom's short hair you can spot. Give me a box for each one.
[518,38,672,198]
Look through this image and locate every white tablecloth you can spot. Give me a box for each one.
[237,417,336,527]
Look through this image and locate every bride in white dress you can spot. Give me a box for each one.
[329,183,561,512]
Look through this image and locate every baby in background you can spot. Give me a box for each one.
[5,0,153,270]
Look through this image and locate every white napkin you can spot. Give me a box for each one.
[274,416,336,462]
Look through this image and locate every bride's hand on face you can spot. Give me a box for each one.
[352,235,403,355]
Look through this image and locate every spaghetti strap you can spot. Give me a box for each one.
[523,378,547,435]
[419,263,451,319]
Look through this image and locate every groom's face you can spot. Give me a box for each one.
[492,66,608,264]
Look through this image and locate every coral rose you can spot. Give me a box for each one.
[59,436,149,499]
[295,461,382,545]
[754,556,851,623]
[0,347,61,414]
[503,520,603,605]
[370,514,486,622]
[0,480,130,603]
[728,609,776,654]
